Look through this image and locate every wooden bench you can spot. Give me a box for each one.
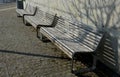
[16,3,37,17]
[38,17,106,73]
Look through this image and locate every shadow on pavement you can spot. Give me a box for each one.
[0,50,119,77]
[0,49,70,60]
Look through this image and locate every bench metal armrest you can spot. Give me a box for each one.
[24,7,37,16]
[23,7,38,23]
[36,14,58,39]
[37,24,54,28]
[37,14,58,28]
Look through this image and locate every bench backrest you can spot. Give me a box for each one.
[45,13,59,27]
[25,3,37,14]
[33,9,45,19]
[34,9,59,26]
[54,18,104,51]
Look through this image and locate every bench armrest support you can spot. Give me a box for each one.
[23,7,38,23]
[36,14,58,39]
[37,14,58,28]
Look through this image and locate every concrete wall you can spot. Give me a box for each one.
[25,0,120,74]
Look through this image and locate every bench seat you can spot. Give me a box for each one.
[40,23,104,58]
[40,27,94,58]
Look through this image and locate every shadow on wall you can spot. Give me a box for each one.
[65,0,119,30]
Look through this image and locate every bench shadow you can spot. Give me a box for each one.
[0,49,70,60]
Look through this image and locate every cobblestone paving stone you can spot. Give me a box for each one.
[0,3,105,77]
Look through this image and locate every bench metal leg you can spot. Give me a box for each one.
[71,57,74,73]
[36,26,40,38]
[36,26,49,42]
[23,15,25,24]
[24,19,28,25]
[36,26,44,41]
[71,53,76,73]
[23,17,29,26]
[71,55,97,74]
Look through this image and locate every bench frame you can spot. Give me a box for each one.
[23,7,38,25]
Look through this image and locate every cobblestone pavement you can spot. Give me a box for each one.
[0,3,109,77]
